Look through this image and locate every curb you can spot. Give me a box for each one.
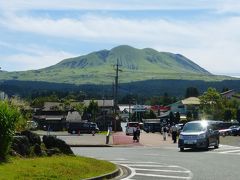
[69,144,112,147]
[84,165,121,180]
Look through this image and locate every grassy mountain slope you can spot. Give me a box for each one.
[0,45,236,84]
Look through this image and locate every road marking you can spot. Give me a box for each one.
[206,145,240,155]
[136,173,191,179]
[121,164,180,168]
[111,160,193,179]
[134,168,191,173]
[219,144,240,149]
[121,164,136,180]
[219,149,240,154]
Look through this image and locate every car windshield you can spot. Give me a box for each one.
[182,122,207,132]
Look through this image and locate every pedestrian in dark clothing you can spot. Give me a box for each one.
[135,127,140,142]
[133,127,140,142]
[171,124,178,143]
[163,126,167,141]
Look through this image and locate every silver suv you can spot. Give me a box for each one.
[178,120,220,151]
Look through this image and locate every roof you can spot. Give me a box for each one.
[43,102,62,111]
[84,100,114,107]
[151,105,170,111]
[220,89,235,96]
[181,97,200,105]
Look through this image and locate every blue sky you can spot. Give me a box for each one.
[0,0,240,75]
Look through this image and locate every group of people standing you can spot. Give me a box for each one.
[162,124,178,143]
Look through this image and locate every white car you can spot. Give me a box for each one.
[126,122,139,135]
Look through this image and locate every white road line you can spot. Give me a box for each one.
[219,144,240,149]
[134,168,191,173]
[112,160,193,179]
[121,164,180,168]
[136,173,191,179]
[112,161,166,164]
[121,164,136,180]
[219,149,240,154]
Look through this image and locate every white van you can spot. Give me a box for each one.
[126,122,139,135]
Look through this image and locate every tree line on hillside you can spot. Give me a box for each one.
[1,79,240,99]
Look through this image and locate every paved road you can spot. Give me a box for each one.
[35,129,240,179]
[72,144,240,180]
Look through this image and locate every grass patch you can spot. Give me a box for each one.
[97,131,109,135]
[0,155,116,180]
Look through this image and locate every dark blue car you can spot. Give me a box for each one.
[178,120,220,151]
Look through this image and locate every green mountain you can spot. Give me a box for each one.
[0,45,235,84]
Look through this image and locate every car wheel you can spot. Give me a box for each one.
[72,130,76,134]
[214,139,219,149]
[180,148,184,152]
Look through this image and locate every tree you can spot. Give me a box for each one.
[162,92,172,105]
[237,109,240,123]
[169,112,174,125]
[224,109,232,121]
[143,110,157,119]
[73,102,86,116]
[221,87,229,93]
[185,87,199,98]
[175,112,180,124]
[186,111,193,122]
[199,87,223,120]
[86,100,99,122]
[0,101,22,161]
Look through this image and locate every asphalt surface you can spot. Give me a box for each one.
[72,144,240,180]
[34,130,240,179]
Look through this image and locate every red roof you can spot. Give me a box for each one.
[151,105,170,111]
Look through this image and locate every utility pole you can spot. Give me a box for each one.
[114,59,121,114]
[115,59,119,113]
[114,59,121,131]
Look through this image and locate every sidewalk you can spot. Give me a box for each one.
[112,131,175,147]
[34,130,176,147]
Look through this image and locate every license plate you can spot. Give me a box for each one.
[184,140,196,144]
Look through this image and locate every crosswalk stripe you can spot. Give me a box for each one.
[134,168,191,173]
[219,149,240,154]
[121,164,180,168]
[112,159,193,179]
[136,173,191,179]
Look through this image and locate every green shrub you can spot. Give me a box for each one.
[0,101,21,161]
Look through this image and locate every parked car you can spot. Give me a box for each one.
[219,128,232,136]
[125,122,139,135]
[68,122,99,134]
[26,120,38,130]
[178,120,220,151]
[143,122,161,133]
[229,125,240,136]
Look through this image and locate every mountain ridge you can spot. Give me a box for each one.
[0,45,236,85]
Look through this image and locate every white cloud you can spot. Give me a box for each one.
[0,50,75,71]
[1,12,240,73]
[1,1,240,73]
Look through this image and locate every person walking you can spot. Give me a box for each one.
[133,126,137,142]
[171,124,178,143]
[162,126,167,141]
[135,126,140,142]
